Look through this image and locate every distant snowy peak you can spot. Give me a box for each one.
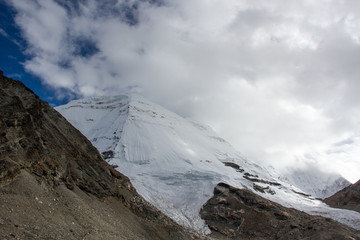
[286,168,351,199]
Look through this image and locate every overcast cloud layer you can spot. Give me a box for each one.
[7,0,360,182]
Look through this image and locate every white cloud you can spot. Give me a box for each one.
[8,0,360,182]
[12,0,68,55]
[0,28,9,37]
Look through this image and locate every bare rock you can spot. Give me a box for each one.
[200,183,360,240]
[324,179,360,213]
[0,74,202,240]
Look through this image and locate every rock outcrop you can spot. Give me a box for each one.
[324,180,360,214]
[0,73,201,239]
[200,183,360,240]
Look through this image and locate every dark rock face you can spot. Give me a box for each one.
[200,183,360,240]
[324,179,360,213]
[223,162,244,172]
[0,74,201,240]
[102,150,115,159]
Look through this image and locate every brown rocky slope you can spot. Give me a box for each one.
[324,179,360,214]
[0,72,202,240]
[200,183,360,240]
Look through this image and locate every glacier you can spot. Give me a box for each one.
[56,94,360,233]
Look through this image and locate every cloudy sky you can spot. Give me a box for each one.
[2,0,360,182]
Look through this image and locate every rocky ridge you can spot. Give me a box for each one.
[324,180,360,214]
[0,73,201,239]
[200,183,360,240]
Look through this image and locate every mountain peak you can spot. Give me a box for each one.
[57,94,360,233]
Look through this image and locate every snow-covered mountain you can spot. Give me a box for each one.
[56,94,360,232]
[285,167,351,199]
